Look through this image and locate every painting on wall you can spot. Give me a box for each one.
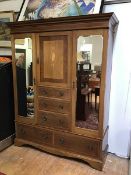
[18,0,104,21]
[0,11,14,48]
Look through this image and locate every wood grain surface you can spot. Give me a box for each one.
[0,145,128,175]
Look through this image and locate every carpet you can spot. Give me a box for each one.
[76,102,99,130]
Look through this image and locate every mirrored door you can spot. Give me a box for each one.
[14,37,35,118]
[74,33,103,131]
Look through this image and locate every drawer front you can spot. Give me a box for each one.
[38,87,70,99]
[38,111,70,130]
[38,97,70,114]
[16,124,53,145]
[54,132,100,158]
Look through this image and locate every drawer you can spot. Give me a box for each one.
[38,97,70,114]
[16,124,53,145]
[38,86,70,99]
[38,111,70,130]
[54,132,100,158]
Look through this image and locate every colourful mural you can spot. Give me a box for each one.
[21,0,97,20]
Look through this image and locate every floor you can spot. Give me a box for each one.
[0,145,129,175]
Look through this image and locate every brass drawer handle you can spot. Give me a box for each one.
[42,134,49,140]
[59,119,64,126]
[59,138,65,145]
[59,91,64,97]
[20,128,26,135]
[42,90,47,95]
[43,103,47,108]
[37,58,39,64]
[42,116,47,122]
[87,144,94,152]
[59,105,64,110]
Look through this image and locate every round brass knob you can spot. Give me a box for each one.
[42,116,47,122]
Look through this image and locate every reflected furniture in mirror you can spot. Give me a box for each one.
[9,13,118,170]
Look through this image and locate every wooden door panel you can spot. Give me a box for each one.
[37,32,72,88]
[41,36,66,81]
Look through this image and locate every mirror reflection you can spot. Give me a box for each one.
[15,38,34,118]
[76,35,103,130]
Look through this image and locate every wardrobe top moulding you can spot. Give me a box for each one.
[8,13,118,34]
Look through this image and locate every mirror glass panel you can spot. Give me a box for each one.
[75,35,103,130]
[15,38,34,118]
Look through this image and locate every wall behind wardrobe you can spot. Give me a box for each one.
[0,0,22,12]
[0,0,131,158]
[0,0,22,55]
[103,2,131,157]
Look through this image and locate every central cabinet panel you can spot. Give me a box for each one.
[41,36,65,80]
[36,32,72,88]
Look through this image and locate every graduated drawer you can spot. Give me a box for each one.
[38,86,70,99]
[16,124,53,145]
[38,97,70,114]
[37,111,70,130]
[54,132,100,158]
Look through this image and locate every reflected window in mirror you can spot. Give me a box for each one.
[15,38,34,118]
[76,35,103,130]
